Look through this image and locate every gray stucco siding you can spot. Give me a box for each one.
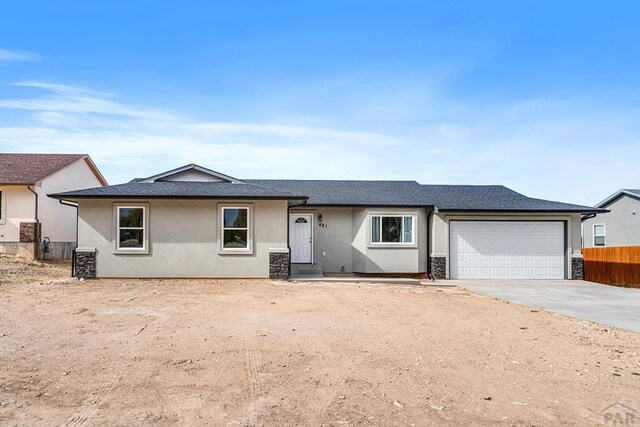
[582,195,640,248]
[290,207,354,273]
[352,208,428,274]
[290,206,429,274]
[77,199,288,278]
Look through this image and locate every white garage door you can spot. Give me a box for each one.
[450,221,565,280]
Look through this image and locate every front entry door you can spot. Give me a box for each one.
[290,214,312,263]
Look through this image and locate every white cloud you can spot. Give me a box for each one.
[0,82,400,184]
[0,48,40,62]
[0,81,639,206]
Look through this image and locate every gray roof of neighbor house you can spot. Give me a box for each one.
[49,181,309,200]
[594,188,640,208]
[0,153,107,185]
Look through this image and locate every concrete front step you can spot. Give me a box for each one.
[290,263,324,278]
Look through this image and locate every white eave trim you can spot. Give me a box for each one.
[595,189,640,208]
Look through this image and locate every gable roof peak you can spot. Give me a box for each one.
[141,164,244,183]
[595,188,640,208]
[0,153,107,185]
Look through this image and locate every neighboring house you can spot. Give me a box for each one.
[582,189,640,248]
[49,163,603,280]
[0,154,107,259]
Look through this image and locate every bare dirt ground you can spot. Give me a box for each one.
[1,255,639,426]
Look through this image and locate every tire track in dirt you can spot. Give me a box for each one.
[243,317,264,397]
[61,315,159,427]
[273,287,349,417]
[62,368,124,427]
[227,316,271,426]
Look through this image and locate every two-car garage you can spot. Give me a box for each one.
[449,221,565,280]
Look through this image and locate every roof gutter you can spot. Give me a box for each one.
[27,185,40,260]
[435,208,609,214]
[48,194,309,201]
[289,203,435,209]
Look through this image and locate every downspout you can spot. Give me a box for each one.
[426,207,434,281]
[59,199,78,277]
[27,185,39,260]
[287,203,292,277]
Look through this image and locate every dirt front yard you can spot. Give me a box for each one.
[0,256,639,426]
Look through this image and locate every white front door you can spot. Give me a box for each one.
[290,214,312,263]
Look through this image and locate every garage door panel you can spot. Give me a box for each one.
[522,267,534,276]
[480,267,492,276]
[549,267,562,276]
[507,267,520,277]
[494,252,506,261]
[450,221,565,280]
[535,267,548,276]
[466,252,479,261]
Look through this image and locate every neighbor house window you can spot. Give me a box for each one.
[371,215,415,245]
[593,223,605,246]
[115,204,148,253]
[219,205,253,253]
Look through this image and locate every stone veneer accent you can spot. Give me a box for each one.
[269,251,289,279]
[19,222,41,243]
[75,249,97,279]
[571,257,584,280]
[429,256,447,280]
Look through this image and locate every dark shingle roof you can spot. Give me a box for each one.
[419,185,603,212]
[0,153,87,184]
[47,162,602,213]
[247,180,425,206]
[247,180,602,212]
[49,181,308,200]
[624,189,640,196]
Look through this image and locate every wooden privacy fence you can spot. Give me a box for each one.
[583,246,640,288]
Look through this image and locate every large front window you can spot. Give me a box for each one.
[371,215,415,244]
[116,205,147,251]
[222,207,249,249]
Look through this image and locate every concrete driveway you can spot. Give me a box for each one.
[452,280,640,333]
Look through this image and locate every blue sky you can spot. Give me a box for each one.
[1,1,639,205]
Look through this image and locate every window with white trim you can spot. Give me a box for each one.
[371,215,415,244]
[593,223,605,246]
[221,206,251,251]
[117,206,146,250]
